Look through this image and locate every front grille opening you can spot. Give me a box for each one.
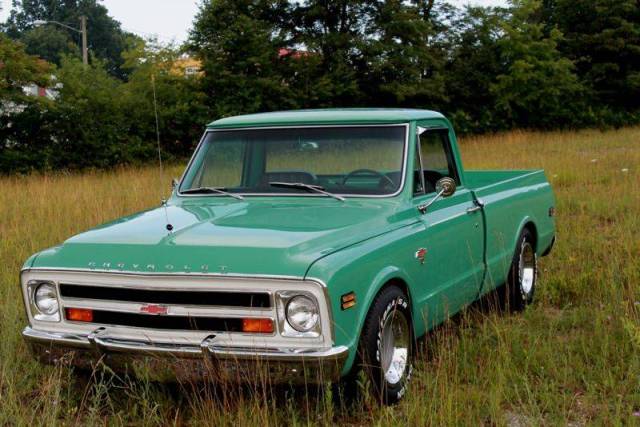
[59,284,271,308]
[68,309,246,332]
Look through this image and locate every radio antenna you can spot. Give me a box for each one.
[151,74,173,233]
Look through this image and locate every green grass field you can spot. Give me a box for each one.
[1,128,638,425]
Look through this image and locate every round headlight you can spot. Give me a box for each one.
[286,295,319,332]
[34,283,59,315]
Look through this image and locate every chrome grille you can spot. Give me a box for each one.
[59,283,271,308]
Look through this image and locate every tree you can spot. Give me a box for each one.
[445,5,506,133]
[189,0,295,117]
[21,26,79,64]
[122,39,210,158]
[290,0,369,106]
[0,33,51,101]
[543,0,640,122]
[3,0,136,78]
[490,0,586,129]
[359,0,452,108]
[0,34,54,173]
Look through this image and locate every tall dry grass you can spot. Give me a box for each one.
[0,127,638,425]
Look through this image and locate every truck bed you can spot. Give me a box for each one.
[465,170,545,191]
[464,169,556,294]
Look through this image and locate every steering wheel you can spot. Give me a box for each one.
[342,169,396,188]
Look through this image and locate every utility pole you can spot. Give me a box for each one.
[34,17,89,67]
[80,15,88,67]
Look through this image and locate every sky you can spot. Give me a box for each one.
[0,0,507,44]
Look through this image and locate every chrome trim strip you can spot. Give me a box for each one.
[175,123,410,200]
[21,267,307,282]
[415,123,426,196]
[23,326,348,362]
[61,297,274,317]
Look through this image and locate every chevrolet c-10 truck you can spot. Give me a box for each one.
[21,109,556,404]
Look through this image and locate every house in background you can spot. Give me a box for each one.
[22,81,60,100]
[171,55,203,78]
[0,66,60,116]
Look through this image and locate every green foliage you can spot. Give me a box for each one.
[0,35,54,173]
[545,0,640,112]
[3,0,138,78]
[290,0,369,106]
[0,36,209,173]
[21,26,79,65]
[122,39,210,158]
[360,1,451,108]
[0,33,51,99]
[3,0,640,173]
[490,0,586,129]
[189,0,295,117]
[445,6,506,133]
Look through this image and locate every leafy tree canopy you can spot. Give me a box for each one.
[543,0,640,113]
[0,33,51,102]
[3,0,139,78]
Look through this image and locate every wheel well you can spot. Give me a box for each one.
[523,221,538,251]
[355,278,414,355]
[377,278,412,316]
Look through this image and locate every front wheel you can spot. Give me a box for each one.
[357,286,413,404]
[505,228,538,311]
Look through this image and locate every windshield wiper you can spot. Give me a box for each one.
[181,186,244,200]
[269,182,345,202]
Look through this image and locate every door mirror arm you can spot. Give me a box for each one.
[417,177,457,214]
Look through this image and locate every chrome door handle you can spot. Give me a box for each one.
[466,198,485,214]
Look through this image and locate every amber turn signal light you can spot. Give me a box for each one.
[242,318,274,334]
[341,292,356,310]
[65,308,93,322]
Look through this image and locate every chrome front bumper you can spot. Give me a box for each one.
[24,326,349,384]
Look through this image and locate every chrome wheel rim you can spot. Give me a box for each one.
[519,241,536,295]
[380,309,410,386]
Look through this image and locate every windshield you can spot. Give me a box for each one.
[179,126,407,197]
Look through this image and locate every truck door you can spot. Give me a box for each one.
[413,127,485,325]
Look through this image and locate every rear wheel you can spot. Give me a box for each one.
[505,228,537,311]
[357,286,413,404]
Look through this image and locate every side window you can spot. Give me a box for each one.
[419,130,459,193]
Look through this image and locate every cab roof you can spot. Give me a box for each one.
[207,108,445,129]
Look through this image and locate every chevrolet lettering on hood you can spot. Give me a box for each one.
[87,262,212,273]
[19,109,556,405]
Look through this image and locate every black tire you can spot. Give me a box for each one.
[504,228,538,311]
[357,286,414,405]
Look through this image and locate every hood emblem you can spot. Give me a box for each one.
[88,262,211,273]
[140,304,169,315]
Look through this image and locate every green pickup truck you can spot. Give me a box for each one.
[21,109,556,403]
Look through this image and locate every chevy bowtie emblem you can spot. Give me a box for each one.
[140,304,169,315]
[415,248,427,264]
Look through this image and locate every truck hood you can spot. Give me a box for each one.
[31,198,410,277]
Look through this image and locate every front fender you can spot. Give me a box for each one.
[306,222,426,375]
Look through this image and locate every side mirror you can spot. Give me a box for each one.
[417,177,457,214]
[435,177,456,198]
[171,178,179,189]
